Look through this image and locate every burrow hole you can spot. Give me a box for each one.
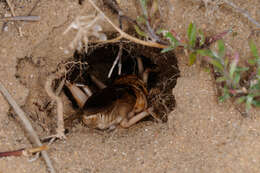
[62,42,180,123]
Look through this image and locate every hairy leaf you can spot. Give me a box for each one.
[236,96,246,104]
[210,59,224,71]
[249,40,259,59]
[218,40,225,58]
[197,49,214,58]
[161,46,174,53]
[189,52,197,65]
[216,76,227,83]
[134,25,148,37]
[187,23,196,48]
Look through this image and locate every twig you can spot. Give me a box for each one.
[89,35,123,44]
[88,0,168,49]
[0,81,55,173]
[5,0,16,17]
[45,74,66,139]
[5,0,23,36]
[0,16,40,22]
[0,145,48,157]
[28,0,41,15]
[223,0,260,28]
[117,14,123,76]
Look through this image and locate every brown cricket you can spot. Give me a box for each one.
[66,57,157,130]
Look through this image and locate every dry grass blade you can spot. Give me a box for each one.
[0,16,40,22]
[0,81,56,173]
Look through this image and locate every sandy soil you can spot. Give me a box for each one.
[0,0,260,172]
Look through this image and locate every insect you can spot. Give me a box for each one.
[65,57,157,130]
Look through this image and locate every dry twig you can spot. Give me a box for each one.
[108,43,123,78]
[0,81,55,173]
[0,146,48,158]
[0,16,40,22]
[5,0,16,17]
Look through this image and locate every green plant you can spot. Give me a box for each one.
[159,21,259,112]
[197,40,260,111]
[160,22,231,65]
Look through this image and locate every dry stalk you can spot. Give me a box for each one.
[5,0,16,17]
[87,0,168,49]
[108,43,123,78]
[5,0,25,36]
[0,145,48,157]
[0,16,40,22]
[0,81,56,173]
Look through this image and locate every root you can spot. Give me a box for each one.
[45,74,66,139]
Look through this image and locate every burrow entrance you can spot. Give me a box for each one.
[15,41,179,134]
[63,42,180,123]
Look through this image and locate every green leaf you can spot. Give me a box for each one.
[216,76,227,83]
[248,59,257,65]
[219,94,230,102]
[249,40,259,59]
[229,60,237,78]
[246,94,254,111]
[197,49,214,58]
[236,96,246,104]
[218,40,225,58]
[134,25,148,37]
[210,59,224,71]
[233,73,240,85]
[198,29,205,46]
[219,87,230,102]
[164,31,179,47]
[136,16,146,24]
[189,52,197,65]
[165,32,178,43]
[224,58,229,67]
[252,100,260,107]
[235,67,249,72]
[187,23,197,48]
[250,79,260,90]
[161,46,174,53]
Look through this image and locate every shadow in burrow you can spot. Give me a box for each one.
[63,42,180,126]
